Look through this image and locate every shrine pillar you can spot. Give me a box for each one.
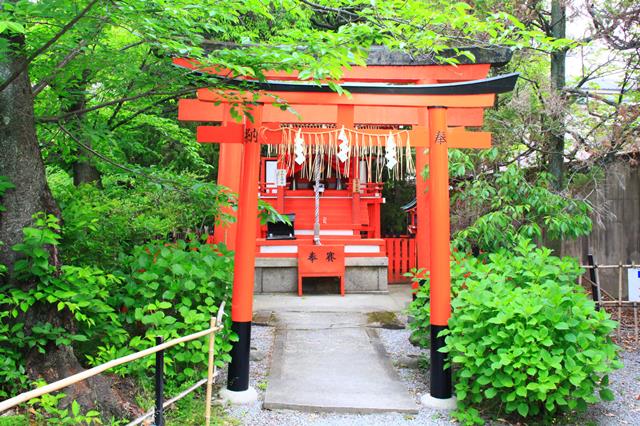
[221,106,262,403]
[422,106,455,408]
[214,143,242,250]
[414,108,431,297]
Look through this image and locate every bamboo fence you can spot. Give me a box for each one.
[0,302,226,426]
[580,262,639,346]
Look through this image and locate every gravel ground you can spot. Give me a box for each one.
[219,318,640,426]
[583,350,640,425]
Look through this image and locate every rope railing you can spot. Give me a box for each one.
[0,301,226,426]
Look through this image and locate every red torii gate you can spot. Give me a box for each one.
[176,62,517,405]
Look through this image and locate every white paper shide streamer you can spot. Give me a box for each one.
[337,126,349,163]
[294,128,306,165]
[385,133,397,170]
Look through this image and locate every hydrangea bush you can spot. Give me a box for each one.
[409,239,622,424]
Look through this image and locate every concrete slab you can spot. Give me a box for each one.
[254,284,412,315]
[263,311,419,414]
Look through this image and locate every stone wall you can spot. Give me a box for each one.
[562,161,640,297]
[254,257,388,294]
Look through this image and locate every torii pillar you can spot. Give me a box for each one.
[220,106,263,403]
[422,106,454,407]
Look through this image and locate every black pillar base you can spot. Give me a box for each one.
[430,324,452,399]
[227,321,251,391]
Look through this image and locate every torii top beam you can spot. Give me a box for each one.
[180,73,518,148]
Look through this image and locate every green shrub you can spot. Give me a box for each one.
[1,214,234,405]
[99,238,235,384]
[0,214,126,399]
[49,169,234,270]
[438,240,621,424]
[451,165,593,253]
[407,270,431,348]
[27,386,102,425]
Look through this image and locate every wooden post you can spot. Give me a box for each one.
[415,109,430,276]
[204,317,216,426]
[154,336,165,426]
[214,144,243,250]
[618,263,623,338]
[276,157,285,212]
[587,253,601,310]
[634,302,638,345]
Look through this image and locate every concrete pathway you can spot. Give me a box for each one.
[260,286,419,414]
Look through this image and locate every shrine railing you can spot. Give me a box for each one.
[384,236,416,284]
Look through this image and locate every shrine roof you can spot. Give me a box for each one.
[365,45,512,67]
[218,72,519,95]
[200,42,513,67]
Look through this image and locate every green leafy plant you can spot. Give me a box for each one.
[103,238,235,384]
[407,268,432,348]
[439,240,621,424]
[27,384,102,425]
[0,214,126,399]
[50,169,235,270]
[452,164,593,253]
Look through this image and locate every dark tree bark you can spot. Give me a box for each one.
[548,0,566,191]
[0,19,138,421]
[73,147,102,187]
[0,33,59,273]
[60,72,102,187]
[543,0,567,255]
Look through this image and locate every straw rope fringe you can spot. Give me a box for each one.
[264,126,416,182]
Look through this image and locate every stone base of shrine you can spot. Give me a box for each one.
[254,257,388,293]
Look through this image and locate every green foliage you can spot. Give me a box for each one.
[407,269,431,348]
[1,0,563,189]
[0,214,125,399]
[0,415,28,426]
[438,240,621,424]
[0,213,235,416]
[381,179,416,235]
[92,238,234,384]
[0,175,14,211]
[452,164,592,252]
[157,388,239,426]
[49,169,234,269]
[27,386,102,425]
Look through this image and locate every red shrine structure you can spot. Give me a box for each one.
[174,46,516,406]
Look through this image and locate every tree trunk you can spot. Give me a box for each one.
[549,0,566,191]
[0,26,138,421]
[0,33,59,272]
[73,148,102,187]
[544,0,567,255]
[63,75,102,187]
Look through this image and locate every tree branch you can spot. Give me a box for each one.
[0,0,102,93]
[110,94,178,130]
[106,49,153,126]
[57,123,180,188]
[36,88,196,123]
[565,88,620,107]
[32,40,88,96]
